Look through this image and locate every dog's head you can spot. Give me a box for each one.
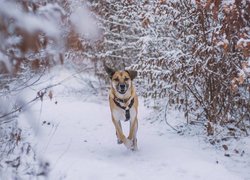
[104,65,137,95]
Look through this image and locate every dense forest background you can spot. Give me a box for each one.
[0,0,249,179]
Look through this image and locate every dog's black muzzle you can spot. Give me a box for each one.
[117,83,127,94]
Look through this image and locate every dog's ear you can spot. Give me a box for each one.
[104,63,115,79]
[126,70,137,80]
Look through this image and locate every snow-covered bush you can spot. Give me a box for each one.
[0,0,66,178]
[85,0,250,140]
[135,0,250,139]
[0,0,101,178]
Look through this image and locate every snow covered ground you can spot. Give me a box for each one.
[18,68,250,180]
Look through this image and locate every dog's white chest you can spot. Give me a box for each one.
[112,107,136,122]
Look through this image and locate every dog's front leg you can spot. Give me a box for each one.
[116,121,123,144]
[111,116,132,149]
[128,117,138,151]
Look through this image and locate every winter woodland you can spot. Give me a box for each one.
[0,0,250,179]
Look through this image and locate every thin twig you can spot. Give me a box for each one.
[164,102,180,132]
[0,66,97,122]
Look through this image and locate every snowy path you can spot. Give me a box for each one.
[20,96,247,180]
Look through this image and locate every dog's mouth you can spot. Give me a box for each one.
[118,89,127,94]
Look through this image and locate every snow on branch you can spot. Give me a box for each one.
[0,2,61,37]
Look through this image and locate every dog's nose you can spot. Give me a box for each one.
[120,84,125,89]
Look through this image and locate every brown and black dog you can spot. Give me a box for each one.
[105,64,138,151]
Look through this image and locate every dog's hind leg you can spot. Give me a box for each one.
[132,138,138,151]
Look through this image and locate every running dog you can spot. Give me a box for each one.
[104,64,138,151]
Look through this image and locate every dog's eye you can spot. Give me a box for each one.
[124,77,129,81]
[114,78,119,82]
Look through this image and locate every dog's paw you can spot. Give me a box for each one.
[131,145,138,151]
[123,138,133,149]
[131,139,138,151]
[117,139,123,144]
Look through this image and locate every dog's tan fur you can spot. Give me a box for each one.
[105,66,138,151]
